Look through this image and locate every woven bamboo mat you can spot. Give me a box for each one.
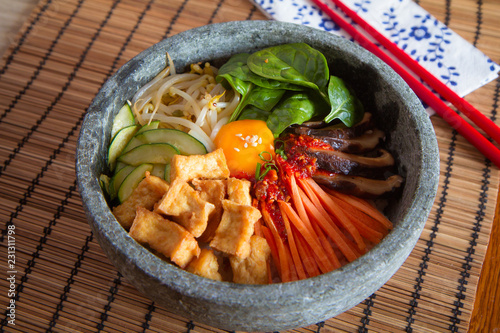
[0,0,498,332]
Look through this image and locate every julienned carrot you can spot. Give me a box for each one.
[266,259,274,284]
[310,217,341,269]
[278,200,334,273]
[346,214,384,244]
[254,219,263,237]
[284,244,299,281]
[302,178,366,252]
[327,189,393,231]
[296,180,361,255]
[288,174,340,271]
[295,231,321,277]
[289,173,311,225]
[262,205,291,282]
[296,186,360,262]
[333,197,388,236]
[281,211,308,280]
[261,225,279,271]
[296,182,363,257]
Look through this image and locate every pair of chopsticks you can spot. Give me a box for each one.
[311,0,500,168]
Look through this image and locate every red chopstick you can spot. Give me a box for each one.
[310,0,500,168]
[329,0,500,145]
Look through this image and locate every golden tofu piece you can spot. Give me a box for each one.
[155,179,215,237]
[186,248,222,281]
[230,235,271,284]
[113,173,169,230]
[192,179,226,242]
[210,200,261,259]
[169,148,230,183]
[129,207,200,268]
[227,177,252,206]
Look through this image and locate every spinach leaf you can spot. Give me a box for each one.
[218,44,365,132]
[217,53,302,91]
[217,53,288,122]
[239,105,271,121]
[216,53,252,96]
[247,43,329,92]
[230,86,286,122]
[325,75,364,126]
[266,92,319,137]
[243,86,286,112]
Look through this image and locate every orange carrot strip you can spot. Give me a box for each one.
[310,218,341,269]
[327,189,393,230]
[295,186,360,262]
[262,205,291,282]
[288,175,338,262]
[278,200,334,273]
[348,216,384,244]
[282,211,307,280]
[333,197,387,236]
[266,259,273,284]
[289,173,310,224]
[294,231,321,277]
[284,244,299,281]
[302,177,366,252]
[261,225,280,274]
[296,181,363,256]
[293,181,342,268]
[254,219,263,237]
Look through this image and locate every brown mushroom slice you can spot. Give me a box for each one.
[312,172,404,198]
[292,112,374,139]
[306,148,395,178]
[314,128,385,153]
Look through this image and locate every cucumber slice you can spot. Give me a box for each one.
[108,125,139,171]
[164,163,171,183]
[118,143,180,166]
[121,121,161,154]
[99,174,111,195]
[111,103,135,140]
[117,163,154,203]
[136,120,160,135]
[114,161,128,173]
[109,164,135,199]
[122,137,143,154]
[135,128,207,155]
[151,163,166,179]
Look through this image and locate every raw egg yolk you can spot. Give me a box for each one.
[214,119,275,178]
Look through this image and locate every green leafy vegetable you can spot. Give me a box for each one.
[217,53,253,96]
[217,43,365,135]
[266,92,319,137]
[246,43,329,93]
[325,75,364,126]
[238,105,271,121]
[217,53,300,121]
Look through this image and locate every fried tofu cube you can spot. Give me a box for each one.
[230,235,271,284]
[186,248,222,281]
[192,179,226,242]
[169,148,230,183]
[113,172,169,230]
[129,207,200,268]
[227,177,252,206]
[155,179,215,237]
[210,200,261,259]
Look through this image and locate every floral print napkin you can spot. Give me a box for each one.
[251,0,500,115]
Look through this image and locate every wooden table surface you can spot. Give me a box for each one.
[0,0,498,331]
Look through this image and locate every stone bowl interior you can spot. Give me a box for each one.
[76,20,440,332]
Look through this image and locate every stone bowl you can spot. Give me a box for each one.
[76,20,439,332]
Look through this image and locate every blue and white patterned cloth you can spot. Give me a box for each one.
[251,0,500,115]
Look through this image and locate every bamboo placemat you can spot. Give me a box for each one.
[0,0,498,332]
